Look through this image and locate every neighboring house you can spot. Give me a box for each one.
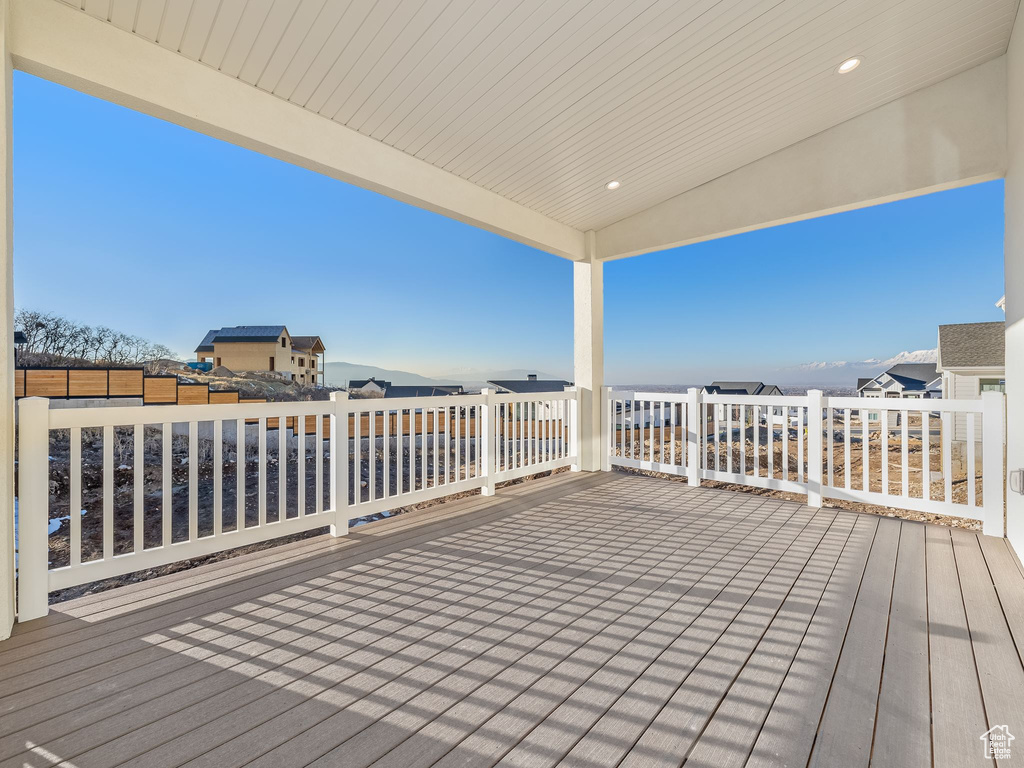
[702,381,784,397]
[857,362,941,427]
[384,384,464,398]
[856,363,941,399]
[486,373,572,393]
[195,325,325,385]
[702,381,785,424]
[348,377,390,397]
[938,321,1005,441]
[488,374,573,420]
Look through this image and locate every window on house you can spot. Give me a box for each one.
[215,357,221,367]
[291,356,295,364]
[281,338,286,348]
[980,379,1006,393]
[269,357,275,371]
[299,358,305,367]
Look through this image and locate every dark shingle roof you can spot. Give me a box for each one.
[384,385,464,398]
[195,325,287,352]
[704,381,781,396]
[290,335,325,353]
[349,378,391,390]
[939,322,1004,369]
[487,379,572,393]
[860,363,940,392]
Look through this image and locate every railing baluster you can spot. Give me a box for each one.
[752,406,759,478]
[826,407,833,487]
[766,406,774,479]
[258,417,267,525]
[844,408,851,489]
[297,413,306,514]
[901,409,909,498]
[188,421,198,539]
[280,414,288,518]
[432,407,439,486]
[162,422,172,545]
[862,408,870,492]
[738,405,745,476]
[213,420,222,535]
[798,406,805,484]
[726,403,733,474]
[103,425,114,560]
[922,411,930,501]
[781,406,788,482]
[70,426,81,566]
[967,412,977,508]
[882,409,891,496]
[316,413,323,514]
[237,418,245,528]
[368,406,375,501]
[354,407,362,503]
[942,411,952,502]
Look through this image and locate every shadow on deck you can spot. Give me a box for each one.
[1,471,1022,768]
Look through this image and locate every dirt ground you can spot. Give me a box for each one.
[615,418,986,531]
[40,430,561,603]
[36,414,990,604]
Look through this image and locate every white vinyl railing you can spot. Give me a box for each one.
[605,387,1005,536]
[16,387,579,619]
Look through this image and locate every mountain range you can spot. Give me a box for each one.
[779,348,938,385]
[324,361,562,390]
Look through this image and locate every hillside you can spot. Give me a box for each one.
[323,361,457,388]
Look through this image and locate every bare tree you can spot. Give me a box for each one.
[15,308,175,367]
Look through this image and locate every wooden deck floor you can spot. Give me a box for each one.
[1,471,1023,768]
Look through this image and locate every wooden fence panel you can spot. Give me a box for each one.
[109,369,144,397]
[143,376,177,404]
[25,370,68,398]
[68,369,107,397]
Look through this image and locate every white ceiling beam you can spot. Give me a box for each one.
[9,0,586,261]
[595,57,1008,261]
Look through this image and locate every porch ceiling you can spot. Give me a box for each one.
[48,0,1020,235]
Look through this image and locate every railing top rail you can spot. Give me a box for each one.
[491,390,577,404]
[46,398,335,429]
[607,390,691,402]
[348,393,486,410]
[826,395,984,412]
[702,393,810,406]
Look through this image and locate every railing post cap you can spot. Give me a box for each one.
[330,390,349,401]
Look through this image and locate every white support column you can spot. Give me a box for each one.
[573,232,603,472]
[0,0,12,640]
[329,391,349,537]
[982,390,1006,538]
[1006,16,1024,554]
[686,387,702,487]
[16,398,47,622]
[806,390,824,508]
[480,388,495,496]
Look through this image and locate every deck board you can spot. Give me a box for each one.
[1,472,1022,768]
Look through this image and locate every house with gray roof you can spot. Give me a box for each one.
[195,325,325,385]
[486,374,572,394]
[938,321,1005,440]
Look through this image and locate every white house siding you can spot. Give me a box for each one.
[944,369,1005,442]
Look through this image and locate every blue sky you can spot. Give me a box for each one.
[13,72,1006,385]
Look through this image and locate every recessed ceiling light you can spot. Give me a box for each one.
[836,56,862,74]
[606,180,621,190]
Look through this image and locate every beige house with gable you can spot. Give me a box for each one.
[195,325,325,385]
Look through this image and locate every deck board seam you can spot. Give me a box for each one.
[175,488,794,768]
[19,479,731,767]
[801,513,883,768]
